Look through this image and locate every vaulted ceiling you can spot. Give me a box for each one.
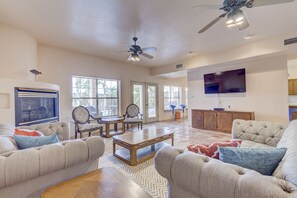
[0,0,296,67]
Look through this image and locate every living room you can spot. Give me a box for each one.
[0,0,297,198]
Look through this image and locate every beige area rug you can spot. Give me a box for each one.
[98,120,231,198]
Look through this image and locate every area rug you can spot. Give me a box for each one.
[98,120,231,197]
[98,155,167,198]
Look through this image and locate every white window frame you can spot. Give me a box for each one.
[72,76,120,117]
[163,85,182,111]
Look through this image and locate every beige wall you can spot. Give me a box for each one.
[151,31,297,76]
[0,24,37,80]
[158,77,188,120]
[188,56,288,123]
[0,22,187,130]
[38,45,187,127]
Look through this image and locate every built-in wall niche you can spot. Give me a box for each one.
[0,93,10,109]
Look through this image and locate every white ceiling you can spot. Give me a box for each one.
[0,0,296,67]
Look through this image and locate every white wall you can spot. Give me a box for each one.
[188,56,288,123]
[0,24,38,80]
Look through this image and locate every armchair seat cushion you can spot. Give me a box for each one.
[78,123,103,132]
[124,118,143,123]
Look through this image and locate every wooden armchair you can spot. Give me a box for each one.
[123,104,143,130]
[72,106,103,139]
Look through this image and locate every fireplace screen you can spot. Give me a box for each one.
[15,88,59,126]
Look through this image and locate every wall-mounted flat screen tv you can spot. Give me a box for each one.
[204,68,246,94]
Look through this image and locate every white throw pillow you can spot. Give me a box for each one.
[0,137,18,154]
[0,124,15,136]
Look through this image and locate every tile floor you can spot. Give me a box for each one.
[101,118,232,155]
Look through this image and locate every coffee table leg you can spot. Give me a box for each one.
[130,146,137,166]
[114,123,118,131]
[172,134,174,146]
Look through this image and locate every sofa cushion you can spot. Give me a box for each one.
[13,134,59,149]
[0,137,18,154]
[232,119,287,147]
[273,119,297,186]
[219,147,287,175]
[187,140,242,159]
[240,140,273,148]
[14,128,44,136]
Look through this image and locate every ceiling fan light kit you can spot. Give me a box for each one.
[197,0,295,33]
[226,9,246,28]
[116,37,157,62]
[130,52,140,62]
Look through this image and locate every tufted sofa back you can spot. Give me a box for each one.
[232,119,288,147]
[18,121,70,141]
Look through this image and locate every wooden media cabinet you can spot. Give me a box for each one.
[192,109,255,133]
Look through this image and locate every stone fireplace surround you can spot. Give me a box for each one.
[0,78,59,126]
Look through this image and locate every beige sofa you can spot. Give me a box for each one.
[0,122,105,198]
[155,119,297,198]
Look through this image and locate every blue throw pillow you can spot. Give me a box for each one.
[13,134,59,149]
[218,147,287,175]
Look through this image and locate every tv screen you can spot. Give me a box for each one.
[204,68,246,94]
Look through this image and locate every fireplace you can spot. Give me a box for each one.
[15,88,59,126]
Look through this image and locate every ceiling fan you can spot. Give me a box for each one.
[116,37,157,62]
[196,0,295,33]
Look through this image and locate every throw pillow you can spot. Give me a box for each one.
[13,134,59,149]
[0,137,18,154]
[187,140,242,159]
[15,128,44,136]
[219,147,287,175]
[0,124,15,136]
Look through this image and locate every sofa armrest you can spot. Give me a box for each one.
[154,146,297,198]
[232,119,287,147]
[0,136,104,189]
[18,121,70,141]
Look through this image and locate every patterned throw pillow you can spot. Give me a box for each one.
[219,147,287,175]
[15,128,44,136]
[13,134,59,149]
[187,140,242,159]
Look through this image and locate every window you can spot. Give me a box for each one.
[164,85,182,110]
[72,76,120,117]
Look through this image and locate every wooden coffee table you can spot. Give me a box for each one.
[113,128,174,166]
[100,117,125,138]
[41,167,152,198]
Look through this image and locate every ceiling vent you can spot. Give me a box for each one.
[284,37,297,46]
[176,64,183,69]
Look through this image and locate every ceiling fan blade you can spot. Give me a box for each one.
[112,50,130,54]
[192,5,221,10]
[141,52,154,59]
[141,47,157,52]
[198,13,227,34]
[237,19,250,31]
[252,0,294,7]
